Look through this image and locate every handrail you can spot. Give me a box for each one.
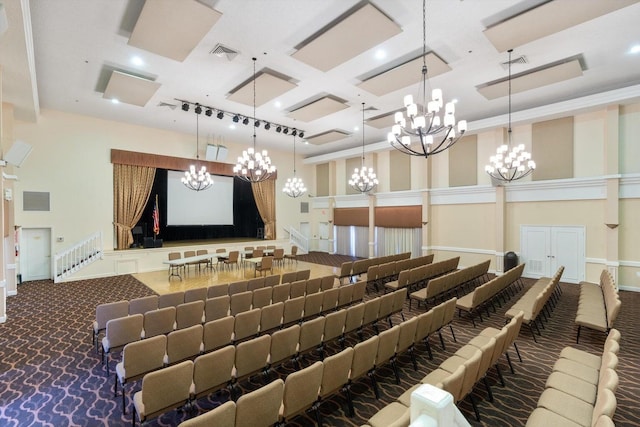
[288,226,309,254]
[53,231,103,283]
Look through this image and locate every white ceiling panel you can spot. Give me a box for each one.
[103,71,161,107]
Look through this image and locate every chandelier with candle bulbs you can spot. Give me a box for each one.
[387,0,467,158]
[485,49,536,182]
[283,134,307,198]
[349,103,378,193]
[182,107,214,191]
[233,57,276,183]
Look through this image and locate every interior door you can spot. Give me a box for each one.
[20,228,52,281]
[520,226,550,278]
[551,226,585,283]
[318,222,329,253]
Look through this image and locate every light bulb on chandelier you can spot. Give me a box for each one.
[182,107,214,191]
[348,103,378,193]
[233,57,276,183]
[485,49,536,183]
[387,0,467,158]
[283,134,307,198]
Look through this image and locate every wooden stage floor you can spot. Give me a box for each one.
[133,259,340,295]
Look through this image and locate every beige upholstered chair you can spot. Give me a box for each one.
[391,288,407,323]
[205,295,230,322]
[158,291,184,309]
[101,314,144,376]
[192,345,235,401]
[268,324,300,372]
[348,335,379,399]
[252,287,273,309]
[282,296,305,326]
[175,300,205,329]
[280,271,298,284]
[397,316,419,370]
[167,252,183,277]
[232,335,271,396]
[184,287,208,303]
[343,302,365,343]
[321,288,339,313]
[178,400,235,427]
[93,300,129,352]
[247,277,265,292]
[303,292,324,320]
[184,250,197,272]
[320,275,336,291]
[207,283,229,299]
[271,283,291,304]
[305,277,322,295]
[265,274,280,288]
[129,295,158,316]
[115,334,166,415]
[337,285,354,308]
[228,280,248,296]
[279,361,323,425]
[132,360,193,426]
[273,248,285,267]
[165,324,203,365]
[234,379,284,427]
[233,308,261,342]
[319,347,355,416]
[296,269,311,281]
[296,316,325,362]
[203,316,234,352]
[337,261,353,285]
[374,325,401,387]
[289,280,307,299]
[352,280,367,303]
[260,302,284,334]
[224,251,239,270]
[255,256,273,277]
[414,309,435,359]
[284,245,298,265]
[362,298,381,333]
[195,249,211,271]
[230,291,253,316]
[322,309,347,351]
[377,292,395,328]
[143,306,176,338]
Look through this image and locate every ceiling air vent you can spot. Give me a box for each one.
[500,55,528,69]
[210,44,239,61]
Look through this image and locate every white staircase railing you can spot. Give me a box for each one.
[53,231,103,283]
[288,226,309,254]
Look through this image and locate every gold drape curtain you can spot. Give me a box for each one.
[113,164,156,249]
[251,179,276,240]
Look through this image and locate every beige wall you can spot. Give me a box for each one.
[14,109,309,252]
[430,203,495,251]
[574,110,605,177]
[620,103,640,174]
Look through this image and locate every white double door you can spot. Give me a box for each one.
[520,225,585,284]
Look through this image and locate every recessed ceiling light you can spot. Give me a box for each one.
[131,56,144,66]
[274,100,282,108]
[354,126,359,131]
[451,99,459,104]
[304,141,309,145]
[375,49,386,60]
[630,44,640,54]
[229,124,236,130]
[111,98,119,104]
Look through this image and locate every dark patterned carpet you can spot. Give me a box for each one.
[296,251,362,268]
[0,260,638,426]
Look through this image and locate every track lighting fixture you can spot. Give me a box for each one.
[291,129,297,137]
[242,117,249,125]
[205,108,212,117]
[298,132,304,139]
[233,114,240,123]
[254,120,260,127]
[283,128,289,135]
[264,123,271,130]
[194,104,202,114]
[217,111,224,119]
[182,102,189,112]
[276,126,282,133]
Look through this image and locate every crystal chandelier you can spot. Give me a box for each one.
[485,49,536,182]
[283,134,307,198]
[233,57,276,183]
[348,103,378,193]
[182,108,214,191]
[387,0,467,158]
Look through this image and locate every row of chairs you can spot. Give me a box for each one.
[127,289,409,425]
[167,295,457,427]
[365,310,524,426]
[505,266,564,342]
[101,281,371,375]
[575,269,621,344]
[525,328,620,427]
[455,263,525,327]
[336,252,413,285]
[385,256,460,295]
[366,254,435,291]
[92,271,315,349]
[409,259,491,309]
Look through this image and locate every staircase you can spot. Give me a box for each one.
[287,226,309,254]
[53,232,103,283]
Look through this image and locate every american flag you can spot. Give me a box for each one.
[152,195,160,236]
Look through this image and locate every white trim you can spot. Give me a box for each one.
[619,286,640,293]
[620,260,640,268]
[506,177,606,202]
[6,263,16,270]
[332,194,370,208]
[586,257,606,265]
[430,185,496,205]
[0,279,4,288]
[427,246,496,256]
[0,315,6,323]
[310,197,330,209]
[7,290,17,296]
[375,190,423,206]
[620,174,640,199]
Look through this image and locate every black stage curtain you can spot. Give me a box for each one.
[133,169,263,245]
